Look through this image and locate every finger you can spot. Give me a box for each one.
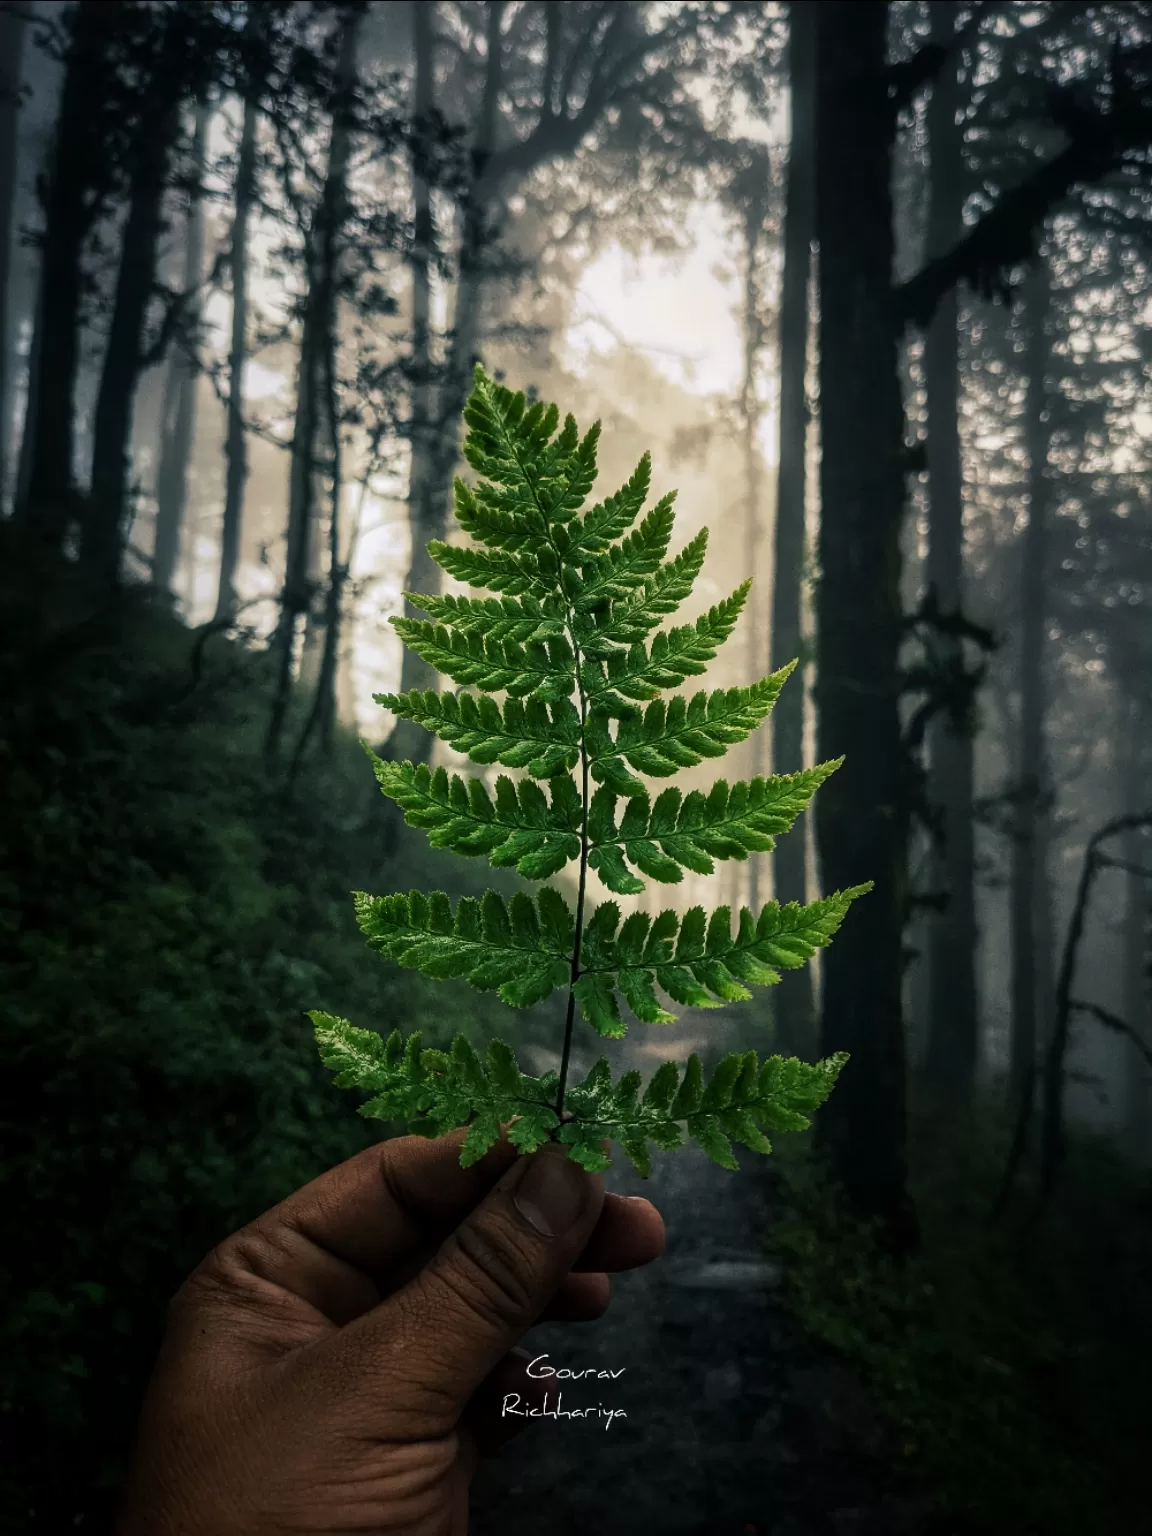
[314,1143,605,1432]
[189,1130,663,1330]
[576,1193,666,1273]
[184,1130,529,1331]
[373,1191,662,1302]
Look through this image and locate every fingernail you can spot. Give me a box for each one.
[513,1144,588,1237]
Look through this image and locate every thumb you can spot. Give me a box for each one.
[324,1142,605,1434]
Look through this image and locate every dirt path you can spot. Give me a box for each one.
[470,1020,934,1536]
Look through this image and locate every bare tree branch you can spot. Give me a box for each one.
[1070,999,1152,1069]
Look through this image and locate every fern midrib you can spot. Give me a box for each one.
[493,411,592,1122]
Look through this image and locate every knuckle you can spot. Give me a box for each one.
[432,1216,539,1333]
[176,1230,273,1315]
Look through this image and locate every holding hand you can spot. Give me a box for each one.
[114,1128,665,1535]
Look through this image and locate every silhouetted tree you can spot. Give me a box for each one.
[813,0,914,1243]
[83,3,222,590]
[153,99,211,595]
[390,0,723,763]
[771,0,815,1057]
[214,6,265,624]
[0,2,26,511]
[267,3,364,762]
[1009,253,1053,1115]
[922,0,979,1111]
[16,0,127,548]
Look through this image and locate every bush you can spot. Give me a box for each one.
[0,583,554,1531]
[766,1108,1152,1536]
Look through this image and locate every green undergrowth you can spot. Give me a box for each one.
[766,1104,1152,1536]
[0,562,558,1531]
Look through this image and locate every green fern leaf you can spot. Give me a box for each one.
[575,494,678,610]
[429,540,549,597]
[390,618,575,700]
[588,760,844,885]
[374,689,580,778]
[585,581,752,706]
[313,365,872,1177]
[588,663,796,789]
[353,887,573,1008]
[403,591,568,643]
[596,527,709,643]
[367,751,582,880]
[572,888,872,1032]
[572,452,652,552]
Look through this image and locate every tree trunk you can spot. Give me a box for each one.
[84,58,184,590]
[386,0,439,765]
[14,266,41,509]
[215,81,260,623]
[18,0,122,545]
[1009,257,1051,1115]
[152,100,210,596]
[389,0,504,765]
[1034,739,1057,1061]
[267,8,360,762]
[290,305,346,783]
[922,0,979,1110]
[1121,698,1151,1164]
[740,179,769,910]
[267,245,321,755]
[771,0,816,1057]
[0,3,26,511]
[812,0,914,1243]
[300,11,363,695]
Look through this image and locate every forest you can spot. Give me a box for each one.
[1,1,1150,1532]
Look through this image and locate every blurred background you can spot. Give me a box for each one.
[1,1,1150,1532]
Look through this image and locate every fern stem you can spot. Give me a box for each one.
[555,649,591,1122]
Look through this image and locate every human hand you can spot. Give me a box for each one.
[113,1127,665,1535]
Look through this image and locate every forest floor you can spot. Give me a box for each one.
[470,1015,936,1536]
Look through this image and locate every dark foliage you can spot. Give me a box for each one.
[0,540,532,1531]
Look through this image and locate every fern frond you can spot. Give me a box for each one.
[596,527,710,644]
[587,761,844,892]
[353,887,574,1008]
[587,663,797,796]
[458,366,600,530]
[317,365,872,1177]
[312,1012,848,1176]
[574,495,678,609]
[367,752,582,880]
[374,689,580,778]
[573,888,872,1035]
[571,452,652,553]
[585,580,752,707]
[428,540,550,597]
[390,619,576,701]
[403,591,568,644]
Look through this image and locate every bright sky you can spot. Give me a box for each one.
[565,203,780,468]
[567,209,746,399]
[343,221,756,740]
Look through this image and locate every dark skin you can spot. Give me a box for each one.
[114,1127,666,1535]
